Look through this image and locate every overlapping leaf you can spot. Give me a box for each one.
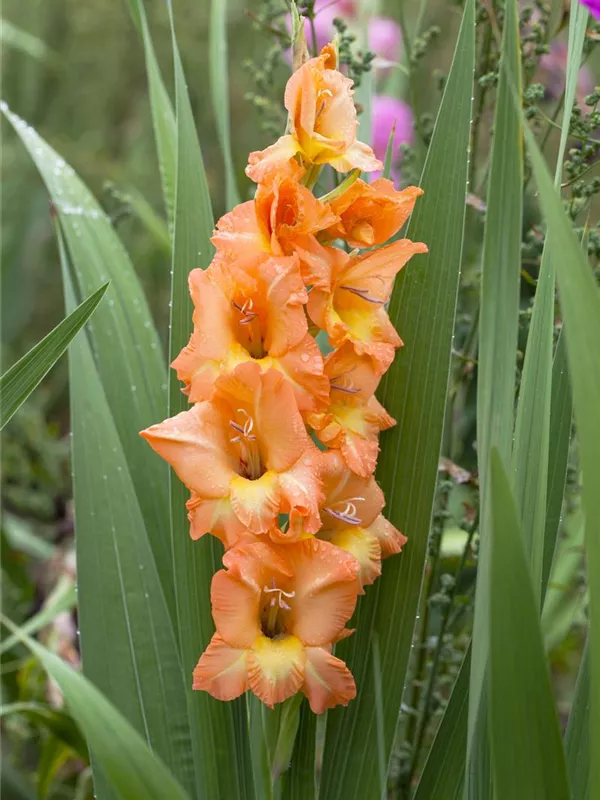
[164,5,255,796]
[209,0,239,207]
[1,618,190,800]
[0,282,107,430]
[1,103,173,618]
[320,1,475,795]
[488,450,570,798]
[59,235,194,797]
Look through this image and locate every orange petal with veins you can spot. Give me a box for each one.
[193,634,249,700]
[303,646,356,713]
[247,636,306,708]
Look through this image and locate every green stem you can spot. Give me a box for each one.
[318,168,361,203]
[302,162,322,189]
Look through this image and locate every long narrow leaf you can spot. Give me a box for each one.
[209,0,240,208]
[512,0,587,602]
[0,576,76,656]
[127,0,177,228]
[467,1,522,792]
[165,6,254,797]
[280,701,316,800]
[523,85,600,800]
[59,233,195,796]
[413,648,470,800]
[565,639,590,800]
[1,104,173,618]
[488,449,570,798]
[319,2,475,795]
[0,283,107,430]
[542,330,572,598]
[0,618,190,800]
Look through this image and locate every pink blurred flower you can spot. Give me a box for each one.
[538,40,595,108]
[368,17,403,64]
[371,95,414,185]
[580,0,600,19]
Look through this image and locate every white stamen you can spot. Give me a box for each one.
[264,578,295,610]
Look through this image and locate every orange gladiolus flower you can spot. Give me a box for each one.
[300,238,428,373]
[193,539,360,712]
[324,179,424,249]
[315,451,406,586]
[246,44,382,183]
[307,345,395,477]
[141,35,425,713]
[171,256,328,412]
[140,363,324,548]
[212,173,338,268]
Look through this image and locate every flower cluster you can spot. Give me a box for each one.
[289,1,414,185]
[141,43,426,714]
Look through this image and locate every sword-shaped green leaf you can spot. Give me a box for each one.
[319,2,475,795]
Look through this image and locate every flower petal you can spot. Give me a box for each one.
[223,541,292,589]
[187,492,254,550]
[273,335,329,413]
[303,646,356,713]
[342,239,428,302]
[324,343,381,400]
[340,434,379,477]
[211,200,267,263]
[247,635,306,708]
[285,539,360,646]
[140,403,236,497]
[319,450,384,527]
[367,514,408,558]
[326,180,423,248]
[171,269,236,402]
[255,368,312,472]
[295,240,347,291]
[328,139,383,173]
[278,447,325,536]
[210,566,261,648]
[193,634,249,701]
[256,177,338,257]
[261,255,309,356]
[246,135,301,184]
[230,472,281,534]
[324,526,382,587]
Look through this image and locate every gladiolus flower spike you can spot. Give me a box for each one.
[140,42,426,714]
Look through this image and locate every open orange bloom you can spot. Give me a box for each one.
[314,451,406,586]
[300,238,428,373]
[171,257,328,413]
[307,345,395,477]
[246,44,382,183]
[324,180,424,249]
[212,172,338,269]
[193,539,360,712]
[141,363,324,548]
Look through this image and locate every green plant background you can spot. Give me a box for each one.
[2,0,598,798]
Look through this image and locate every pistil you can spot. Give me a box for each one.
[340,285,386,304]
[229,409,263,479]
[232,298,265,358]
[324,497,365,526]
[262,578,295,638]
